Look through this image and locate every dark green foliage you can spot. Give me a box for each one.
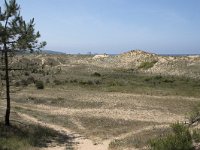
[26,76,35,84]
[35,80,44,89]
[192,129,200,143]
[163,79,174,83]
[149,123,194,150]
[24,72,29,76]
[154,75,162,80]
[138,60,157,69]
[69,79,78,83]
[79,80,94,85]
[92,72,101,77]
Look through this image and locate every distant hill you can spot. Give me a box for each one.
[10,49,200,79]
[41,50,66,54]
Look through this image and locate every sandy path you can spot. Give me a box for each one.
[17,112,110,150]
[0,99,186,150]
[1,88,191,150]
[18,112,169,150]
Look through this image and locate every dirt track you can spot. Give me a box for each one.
[17,112,169,150]
[1,86,193,149]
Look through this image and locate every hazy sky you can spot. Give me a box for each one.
[1,0,200,54]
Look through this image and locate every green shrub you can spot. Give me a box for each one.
[149,123,194,150]
[26,76,35,84]
[138,61,157,69]
[35,80,44,89]
[24,72,30,76]
[69,79,78,83]
[154,75,162,80]
[192,129,200,143]
[163,79,174,83]
[144,77,151,82]
[20,79,29,87]
[92,72,101,77]
[188,103,200,124]
[53,79,63,85]
[79,80,94,85]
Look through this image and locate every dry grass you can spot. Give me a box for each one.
[0,119,74,150]
[109,127,171,149]
[4,84,193,149]
[77,116,158,140]
[2,81,195,150]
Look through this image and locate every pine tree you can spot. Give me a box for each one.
[0,0,46,126]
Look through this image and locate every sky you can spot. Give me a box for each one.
[1,0,200,54]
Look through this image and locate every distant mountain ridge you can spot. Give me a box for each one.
[41,50,66,54]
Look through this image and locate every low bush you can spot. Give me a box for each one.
[192,129,200,143]
[149,123,194,150]
[53,79,63,85]
[24,72,30,76]
[69,79,78,83]
[26,76,35,84]
[138,60,157,69]
[79,80,94,85]
[92,72,101,77]
[20,79,29,87]
[154,75,162,80]
[188,103,200,124]
[163,79,174,83]
[35,80,44,89]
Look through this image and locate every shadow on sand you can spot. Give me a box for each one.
[0,121,77,150]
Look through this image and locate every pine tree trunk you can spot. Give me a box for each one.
[4,47,10,126]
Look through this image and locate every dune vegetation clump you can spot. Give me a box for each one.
[149,123,194,150]
[35,81,44,89]
[138,60,158,70]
